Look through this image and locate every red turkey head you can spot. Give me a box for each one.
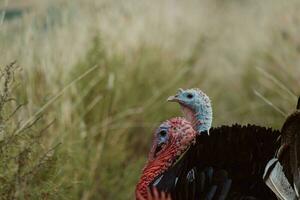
[136,117,196,200]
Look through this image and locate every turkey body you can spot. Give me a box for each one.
[153,124,281,200]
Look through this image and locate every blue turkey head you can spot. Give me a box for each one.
[167,88,213,134]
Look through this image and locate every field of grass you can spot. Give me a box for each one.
[0,0,300,199]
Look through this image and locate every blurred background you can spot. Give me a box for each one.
[0,0,300,199]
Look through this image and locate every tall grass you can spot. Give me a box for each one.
[1,0,300,199]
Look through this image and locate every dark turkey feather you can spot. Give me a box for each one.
[279,111,300,184]
[153,124,280,200]
[267,99,300,199]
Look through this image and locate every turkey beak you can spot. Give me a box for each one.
[167,95,180,102]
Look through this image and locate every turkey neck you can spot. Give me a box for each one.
[180,102,212,134]
[136,144,178,200]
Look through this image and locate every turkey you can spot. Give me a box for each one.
[166,88,300,199]
[135,88,300,199]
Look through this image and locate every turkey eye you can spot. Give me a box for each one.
[187,93,194,99]
[159,130,167,137]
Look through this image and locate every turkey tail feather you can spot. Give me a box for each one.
[293,132,300,197]
[290,112,300,197]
